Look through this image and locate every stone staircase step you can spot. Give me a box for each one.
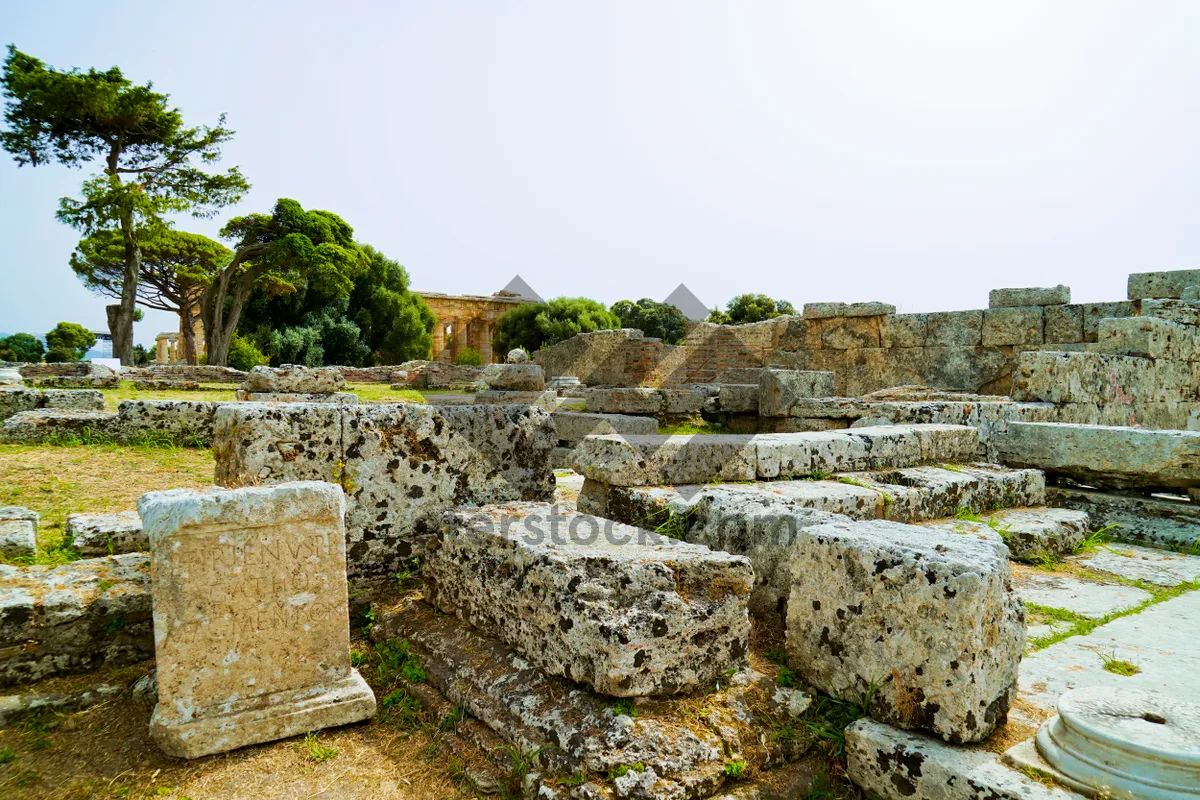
[921,507,1090,563]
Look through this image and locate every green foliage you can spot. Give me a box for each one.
[706,294,795,325]
[0,332,45,362]
[225,333,268,372]
[301,731,338,762]
[1,46,248,363]
[237,243,433,367]
[492,297,621,354]
[349,649,367,668]
[609,698,637,718]
[452,346,483,366]
[775,666,796,688]
[610,298,688,344]
[723,760,747,778]
[1099,650,1140,676]
[496,745,547,800]
[375,639,426,686]
[131,344,153,366]
[380,689,425,729]
[801,684,879,757]
[44,321,96,362]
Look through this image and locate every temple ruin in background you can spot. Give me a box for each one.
[418,275,541,364]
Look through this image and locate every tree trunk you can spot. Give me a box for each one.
[179,310,198,365]
[113,204,141,365]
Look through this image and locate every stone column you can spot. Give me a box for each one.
[138,481,376,758]
[155,335,169,364]
[479,322,493,364]
[453,319,469,359]
[432,320,446,362]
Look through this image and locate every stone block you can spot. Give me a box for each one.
[994,422,1200,491]
[923,507,1088,563]
[1048,486,1200,550]
[925,310,983,346]
[0,388,41,422]
[1127,268,1200,300]
[1141,298,1200,326]
[212,403,346,486]
[661,387,711,416]
[572,433,759,486]
[810,315,883,349]
[29,374,119,389]
[803,301,896,319]
[111,400,218,445]
[880,314,927,348]
[234,391,359,404]
[241,364,346,393]
[551,411,657,446]
[0,507,37,558]
[472,390,559,410]
[758,369,837,416]
[1044,303,1085,343]
[481,363,545,391]
[426,503,752,696]
[716,368,764,384]
[982,306,1043,346]
[580,388,664,415]
[717,384,759,413]
[65,511,146,556]
[1081,301,1137,341]
[989,285,1070,308]
[786,518,1024,743]
[139,482,375,758]
[0,409,118,444]
[1184,286,1200,301]
[1012,350,1197,405]
[42,389,104,411]
[920,345,1013,393]
[1097,316,1200,361]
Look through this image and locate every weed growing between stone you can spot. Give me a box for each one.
[299,732,338,763]
[1026,577,1200,650]
[1099,650,1141,676]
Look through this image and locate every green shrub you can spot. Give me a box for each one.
[492,297,621,353]
[452,346,483,366]
[226,333,269,372]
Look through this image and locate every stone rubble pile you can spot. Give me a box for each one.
[235,364,357,403]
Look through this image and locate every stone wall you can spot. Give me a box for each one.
[533,290,1147,396]
[122,365,247,383]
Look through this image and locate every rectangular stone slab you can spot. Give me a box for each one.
[551,411,657,445]
[425,503,752,697]
[993,422,1200,491]
[65,511,146,555]
[139,481,375,758]
[1047,486,1200,550]
[571,424,981,486]
[1127,268,1200,300]
[786,517,1024,743]
[758,369,837,417]
[988,285,1071,307]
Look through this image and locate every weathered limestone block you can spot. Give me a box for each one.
[1044,303,1086,343]
[505,348,529,363]
[426,503,752,696]
[111,400,218,444]
[919,345,1012,393]
[802,301,896,319]
[758,369,837,417]
[29,374,119,389]
[1127,268,1200,300]
[994,422,1200,491]
[131,379,202,391]
[139,482,375,759]
[810,315,884,349]
[925,310,983,346]
[989,285,1071,308]
[0,554,152,687]
[241,364,346,393]
[1048,486,1200,550]
[716,367,764,384]
[0,388,41,422]
[212,403,345,485]
[572,425,981,486]
[982,306,1043,346]
[1081,301,1138,341]
[662,387,713,416]
[66,511,146,556]
[880,314,928,348]
[552,411,657,445]
[234,390,359,404]
[1097,316,1200,361]
[581,388,664,415]
[845,719,1075,800]
[481,363,545,391]
[1012,350,1198,405]
[42,389,104,411]
[716,384,759,413]
[472,389,558,410]
[786,518,1024,743]
[0,409,117,443]
[856,464,1046,523]
[1141,298,1200,326]
[923,507,1088,563]
[1184,286,1200,301]
[0,507,37,558]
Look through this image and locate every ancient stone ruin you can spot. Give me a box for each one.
[1,269,1198,798]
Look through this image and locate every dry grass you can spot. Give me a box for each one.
[0,443,214,562]
[101,382,427,409]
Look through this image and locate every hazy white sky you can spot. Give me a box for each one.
[1,1,1197,345]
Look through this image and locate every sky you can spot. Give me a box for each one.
[1,1,1198,346]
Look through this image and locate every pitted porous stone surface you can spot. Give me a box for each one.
[373,600,814,799]
[41,389,104,411]
[786,518,1024,743]
[1141,298,1200,327]
[0,409,118,442]
[426,503,752,697]
[482,363,545,391]
[802,301,896,319]
[241,364,346,393]
[139,481,375,759]
[0,388,41,421]
[994,422,1200,491]
[845,719,1083,800]
[110,400,218,443]
[989,285,1071,308]
[1098,316,1200,361]
[924,507,1088,563]
[552,411,658,445]
[0,553,152,687]
[0,506,37,558]
[572,424,981,487]
[65,511,146,556]
[758,369,836,417]
[1127,268,1200,300]
[472,389,559,410]
[213,402,556,580]
[234,390,359,404]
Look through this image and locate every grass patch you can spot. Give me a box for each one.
[374,640,427,686]
[723,760,747,778]
[954,506,984,523]
[837,476,893,506]
[0,442,213,564]
[1099,650,1141,676]
[659,419,730,436]
[636,503,698,541]
[1027,577,1200,650]
[300,731,338,763]
[380,689,426,729]
[609,698,637,718]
